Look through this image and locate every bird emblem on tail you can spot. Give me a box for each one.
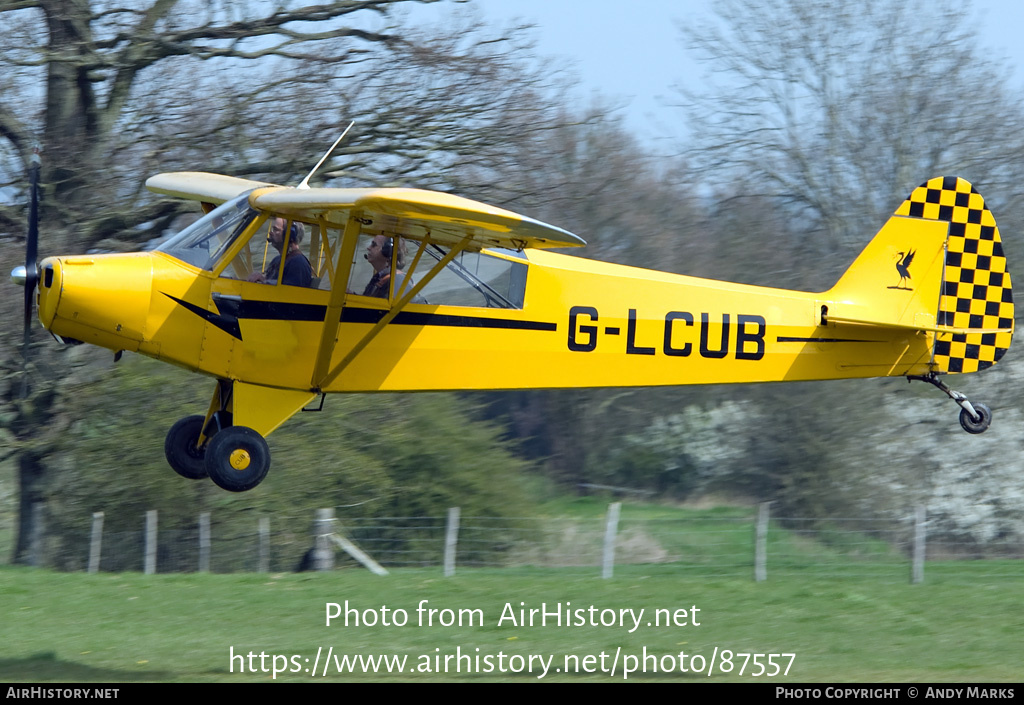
[891,249,915,290]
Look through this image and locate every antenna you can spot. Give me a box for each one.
[297,121,354,190]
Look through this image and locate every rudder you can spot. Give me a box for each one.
[895,176,1014,373]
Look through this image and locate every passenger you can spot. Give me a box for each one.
[248,218,313,287]
[362,235,409,298]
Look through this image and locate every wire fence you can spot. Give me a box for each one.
[14,503,1024,582]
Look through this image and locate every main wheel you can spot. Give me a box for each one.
[204,426,271,492]
[165,415,209,479]
[959,402,992,434]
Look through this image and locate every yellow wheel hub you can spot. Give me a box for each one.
[229,448,251,471]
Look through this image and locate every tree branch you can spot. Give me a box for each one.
[0,0,42,10]
[0,103,31,167]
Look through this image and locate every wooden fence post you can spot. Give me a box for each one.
[88,512,104,573]
[145,510,157,575]
[199,512,211,572]
[755,502,770,582]
[602,502,621,579]
[315,508,335,571]
[259,517,270,573]
[912,506,926,584]
[444,507,460,577]
[328,534,389,576]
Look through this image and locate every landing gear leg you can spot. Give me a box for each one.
[907,373,992,434]
[195,379,272,492]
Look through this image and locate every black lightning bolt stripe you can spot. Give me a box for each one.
[776,336,884,343]
[341,307,557,331]
[164,293,243,340]
[211,294,326,322]
[164,292,557,342]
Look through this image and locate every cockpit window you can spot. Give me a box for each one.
[416,247,527,308]
[345,237,526,308]
[156,192,259,270]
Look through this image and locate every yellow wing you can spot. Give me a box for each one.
[145,172,275,205]
[146,171,585,251]
[252,186,584,250]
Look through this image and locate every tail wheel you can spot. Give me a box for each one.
[908,374,995,435]
[204,426,271,492]
[164,415,209,479]
[959,403,992,434]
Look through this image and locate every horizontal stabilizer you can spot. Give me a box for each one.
[827,314,1011,337]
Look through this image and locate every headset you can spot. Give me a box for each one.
[382,236,405,267]
[289,221,304,245]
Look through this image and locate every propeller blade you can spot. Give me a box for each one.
[22,148,41,352]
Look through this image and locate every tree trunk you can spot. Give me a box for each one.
[42,0,98,205]
[13,451,47,565]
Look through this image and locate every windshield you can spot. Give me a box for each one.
[156,191,259,270]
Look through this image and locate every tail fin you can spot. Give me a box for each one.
[827,176,1013,374]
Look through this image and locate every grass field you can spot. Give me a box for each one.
[1,564,1020,682]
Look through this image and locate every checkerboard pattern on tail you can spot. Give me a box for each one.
[895,176,1014,373]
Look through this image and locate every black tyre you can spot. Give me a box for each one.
[165,415,209,479]
[204,426,271,492]
[959,402,992,434]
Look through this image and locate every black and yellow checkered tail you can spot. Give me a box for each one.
[894,176,1014,374]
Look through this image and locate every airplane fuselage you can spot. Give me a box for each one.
[37,246,936,396]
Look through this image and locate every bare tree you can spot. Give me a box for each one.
[0,0,598,564]
[679,0,1024,263]
[0,1,592,252]
[667,0,1024,533]
[0,0,464,241]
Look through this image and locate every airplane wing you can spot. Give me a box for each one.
[252,186,584,251]
[146,172,585,251]
[145,172,275,205]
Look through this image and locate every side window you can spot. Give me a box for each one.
[343,237,527,308]
[307,223,339,291]
[347,234,387,297]
[347,234,418,300]
[220,217,336,290]
[417,248,526,308]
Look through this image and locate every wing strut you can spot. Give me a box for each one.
[310,213,364,387]
[315,233,474,391]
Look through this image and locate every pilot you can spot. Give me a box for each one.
[248,217,313,287]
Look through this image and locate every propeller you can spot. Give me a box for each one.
[11,147,41,395]
[23,148,41,337]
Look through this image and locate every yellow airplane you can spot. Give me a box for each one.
[12,171,1014,491]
